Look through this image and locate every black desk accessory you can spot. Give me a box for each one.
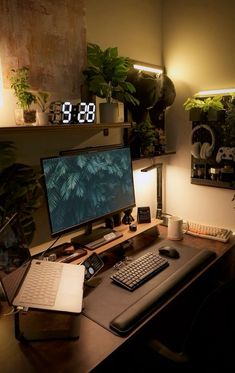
[137,207,151,223]
[122,209,134,225]
[129,224,137,232]
[81,252,104,281]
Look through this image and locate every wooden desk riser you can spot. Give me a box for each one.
[30,218,163,261]
[0,222,234,373]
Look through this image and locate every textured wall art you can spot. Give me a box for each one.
[0,0,86,98]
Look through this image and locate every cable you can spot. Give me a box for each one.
[0,306,20,317]
[38,235,62,259]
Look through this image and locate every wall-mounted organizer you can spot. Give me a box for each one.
[190,95,235,189]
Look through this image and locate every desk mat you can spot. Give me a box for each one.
[82,239,215,335]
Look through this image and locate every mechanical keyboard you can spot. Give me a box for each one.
[110,251,169,291]
[185,221,233,242]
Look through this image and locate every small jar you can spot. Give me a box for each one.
[209,167,220,181]
[197,165,205,178]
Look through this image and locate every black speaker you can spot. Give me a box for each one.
[105,217,114,229]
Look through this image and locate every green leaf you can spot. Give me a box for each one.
[84,43,139,106]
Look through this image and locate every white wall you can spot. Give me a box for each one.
[86,0,163,219]
[86,0,162,65]
[162,0,235,231]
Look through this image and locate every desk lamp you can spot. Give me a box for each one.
[141,162,170,225]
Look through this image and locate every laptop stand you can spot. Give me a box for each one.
[14,309,81,342]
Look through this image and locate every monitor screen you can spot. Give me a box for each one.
[41,146,136,239]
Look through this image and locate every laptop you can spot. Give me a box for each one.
[0,213,85,314]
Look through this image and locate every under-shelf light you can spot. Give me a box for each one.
[196,88,235,97]
[133,63,163,75]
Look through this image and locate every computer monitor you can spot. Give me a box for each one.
[40,146,136,246]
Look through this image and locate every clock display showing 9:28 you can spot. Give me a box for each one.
[49,101,96,124]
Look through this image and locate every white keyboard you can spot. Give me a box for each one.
[19,261,62,306]
[185,222,233,243]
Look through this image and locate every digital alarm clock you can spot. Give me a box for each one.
[49,101,96,124]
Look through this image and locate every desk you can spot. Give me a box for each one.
[0,225,234,373]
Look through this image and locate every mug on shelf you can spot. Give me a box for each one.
[167,216,186,240]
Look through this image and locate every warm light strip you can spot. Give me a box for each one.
[0,58,3,107]
[196,88,235,96]
[133,64,163,75]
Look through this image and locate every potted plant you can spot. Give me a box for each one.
[183,97,206,121]
[36,91,50,125]
[129,113,156,158]
[223,94,235,145]
[183,95,225,122]
[83,43,139,123]
[202,95,225,121]
[0,141,43,244]
[10,66,37,125]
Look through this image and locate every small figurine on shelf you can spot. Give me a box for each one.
[122,208,135,225]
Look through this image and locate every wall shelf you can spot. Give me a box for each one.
[0,123,131,134]
[190,95,235,190]
[191,177,235,190]
[132,150,176,162]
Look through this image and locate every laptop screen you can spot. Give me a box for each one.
[0,213,30,275]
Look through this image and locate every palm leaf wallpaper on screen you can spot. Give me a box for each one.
[43,148,135,234]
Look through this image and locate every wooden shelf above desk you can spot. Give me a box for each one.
[78,218,162,261]
[30,218,162,261]
[0,123,131,133]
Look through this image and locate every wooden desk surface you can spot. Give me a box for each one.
[0,225,234,373]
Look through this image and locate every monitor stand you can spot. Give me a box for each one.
[71,223,114,247]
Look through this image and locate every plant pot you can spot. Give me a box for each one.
[207,108,225,122]
[99,103,119,123]
[37,112,49,126]
[23,110,37,125]
[15,108,36,125]
[189,108,204,122]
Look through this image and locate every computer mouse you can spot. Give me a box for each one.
[159,246,180,259]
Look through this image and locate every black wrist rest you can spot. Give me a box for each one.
[110,249,216,335]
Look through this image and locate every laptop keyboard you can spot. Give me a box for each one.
[18,260,63,306]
